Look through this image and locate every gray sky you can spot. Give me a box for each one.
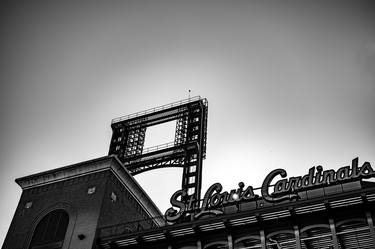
[1,0,375,245]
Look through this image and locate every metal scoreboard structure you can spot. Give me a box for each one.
[108,96,208,205]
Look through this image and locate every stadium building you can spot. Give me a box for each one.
[3,97,375,249]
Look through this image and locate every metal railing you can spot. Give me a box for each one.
[112,96,202,124]
[98,215,168,238]
[97,182,369,240]
[142,141,176,155]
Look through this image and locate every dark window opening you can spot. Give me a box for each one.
[29,209,69,249]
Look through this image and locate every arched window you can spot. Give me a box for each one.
[267,231,295,249]
[204,242,229,249]
[234,236,262,249]
[300,225,333,249]
[29,209,69,249]
[336,219,373,248]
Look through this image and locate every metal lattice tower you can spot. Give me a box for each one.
[109,96,208,206]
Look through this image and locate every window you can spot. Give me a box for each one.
[188,187,195,195]
[188,176,196,184]
[191,134,198,141]
[25,201,33,209]
[234,237,261,249]
[205,242,229,249]
[87,186,96,195]
[189,166,197,173]
[300,225,333,248]
[267,231,296,249]
[189,154,197,162]
[29,209,69,249]
[337,219,372,248]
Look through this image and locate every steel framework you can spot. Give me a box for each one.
[108,96,208,205]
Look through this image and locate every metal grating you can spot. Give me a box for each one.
[267,233,297,249]
[228,216,257,226]
[99,243,111,249]
[142,232,165,242]
[301,229,335,249]
[337,222,373,249]
[261,210,290,220]
[295,203,326,214]
[116,237,138,246]
[330,196,362,208]
[169,227,195,237]
[301,236,335,249]
[366,193,375,201]
[234,238,262,249]
[199,221,225,231]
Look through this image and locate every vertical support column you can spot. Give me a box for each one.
[196,101,206,203]
[365,210,375,246]
[223,220,233,249]
[290,207,301,249]
[196,239,202,249]
[181,149,199,206]
[136,236,143,249]
[164,231,172,249]
[108,123,127,162]
[181,101,206,208]
[227,233,233,249]
[194,225,202,249]
[293,224,302,249]
[260,229,267,249]
[328,218,339,249]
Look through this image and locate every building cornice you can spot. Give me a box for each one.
[16,156,115,189]
[15,155,164,226]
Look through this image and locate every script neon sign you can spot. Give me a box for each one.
[165,158,374,222]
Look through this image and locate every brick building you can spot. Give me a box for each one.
[3,97,375,249]
[2,156,163,249]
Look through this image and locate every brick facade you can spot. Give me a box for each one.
[2,156,162,249]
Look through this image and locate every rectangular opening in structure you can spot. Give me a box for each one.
[143,120,176,153]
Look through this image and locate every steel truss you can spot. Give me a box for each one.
[108,96,208,206]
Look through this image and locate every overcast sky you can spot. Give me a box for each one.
[1,0,375,245]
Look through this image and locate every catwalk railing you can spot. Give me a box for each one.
[112,96,202,124]
[141,141,176,155]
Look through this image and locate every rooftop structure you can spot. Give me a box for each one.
[108,96,208,207]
